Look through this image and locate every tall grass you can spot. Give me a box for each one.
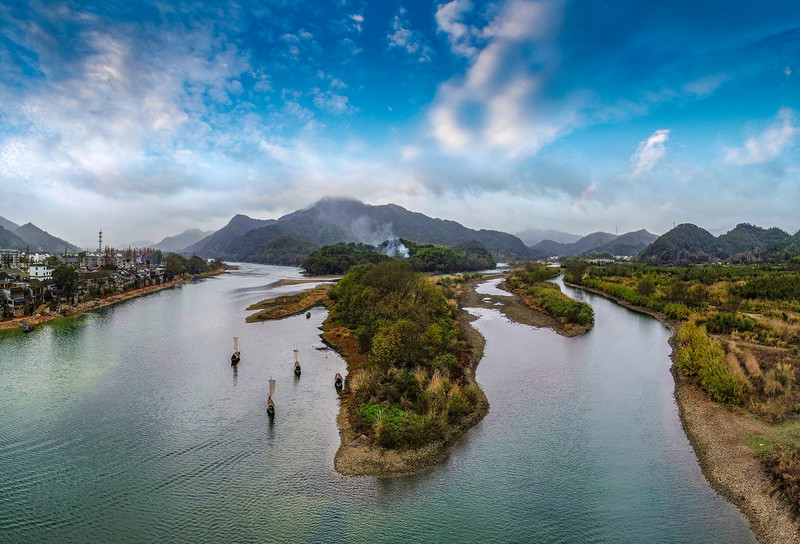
[676,322,745,404]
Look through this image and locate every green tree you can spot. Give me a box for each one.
[637,275,656,296]
[187,255,207,275]
[151,250,163,266]
[52,263,78,299]
[164,254,188,280]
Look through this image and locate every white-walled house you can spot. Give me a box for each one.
[28,265,54,280]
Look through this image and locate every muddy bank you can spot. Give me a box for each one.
[274,276,341,286]
[458,278,590,337]
[246,285,330,322]
[566,281,800,544]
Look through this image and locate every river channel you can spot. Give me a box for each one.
[0,265,756,543]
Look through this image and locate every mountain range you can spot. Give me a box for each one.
[530,229,659,257]
[153,229,214,252]
[638,223,800,265]
[185,197,532,263]
[0,217,82,254]
[515,228,582,246]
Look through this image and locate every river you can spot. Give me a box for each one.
[0,265,756,543]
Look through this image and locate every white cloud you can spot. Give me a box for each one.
[387,8,432,63]
[259,141,291,164]
[429,0,577,158]
[351,14,364,32]
[629,129,670,177]
[682,74,729,98]
[435,0,480,58]
[723,108,798,165]
[572,182,597,211]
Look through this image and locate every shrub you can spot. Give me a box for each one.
[675,322,745,404]
[705,312,756,334]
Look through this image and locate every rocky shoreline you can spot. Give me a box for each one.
[566,281,800,544]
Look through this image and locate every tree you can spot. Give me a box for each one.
[52,263,78,299]
[637,275,656,296]
[187,255,207,275]
[164,254,188,280]
[151,250,163,266]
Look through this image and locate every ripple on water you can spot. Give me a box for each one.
[0,268,757,543]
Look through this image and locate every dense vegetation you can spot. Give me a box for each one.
[163,254,224,279]
[327,261,482,449]
[397,239,496,274]
[302,243,391,275]
[302,239,496,276]
[675,322,744,404]
[505,263,594,327]
[186,197,532,263]
[638,223,800,265]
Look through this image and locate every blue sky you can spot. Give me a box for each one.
[0,0,798,247]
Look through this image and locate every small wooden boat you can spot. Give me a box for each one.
[23,325,35,333]
[267,378,275,417]
[334,372,343,390]
[293,349,301,376]
[231,336,240,365]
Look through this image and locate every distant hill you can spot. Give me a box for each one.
[15,223,81,253]
[591,229,659,256]
[189,197,533,263]
[275,197,531,260]
[155,229,214,252]
[0,216,20,232]
[638,223,798,264]
[0,225,27,251]
[531,229,657,257]
[516,228,581,246]
[126,239,157,249]
[183,214,276,258]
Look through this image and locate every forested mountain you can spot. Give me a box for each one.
[187,197,532,263]
[277,197,530,260]
[531,229,657,257]
[183,214,275,258]
[15,223,81,253]
[154,229,214,252]
[0,225,27,251]
[638,223,798,264]
[592,229,659,256]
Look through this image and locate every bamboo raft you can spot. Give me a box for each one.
[231,336,240,365]
[267,378,275,417]
[293,349,301,376]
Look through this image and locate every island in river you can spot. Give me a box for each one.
[247,265,590,476]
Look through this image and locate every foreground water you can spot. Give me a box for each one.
[0,265,755,543]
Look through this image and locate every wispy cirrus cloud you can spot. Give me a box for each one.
[629,129,670,177]
[723,108,798,165]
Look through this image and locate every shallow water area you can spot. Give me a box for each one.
[0,267,756,543]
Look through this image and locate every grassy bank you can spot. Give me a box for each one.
[567,261,800,517]
[245,285,330,322]
[504,264,594,331]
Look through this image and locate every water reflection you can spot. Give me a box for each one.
[0,267,756,543]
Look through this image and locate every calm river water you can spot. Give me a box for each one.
[0,265,756,543]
